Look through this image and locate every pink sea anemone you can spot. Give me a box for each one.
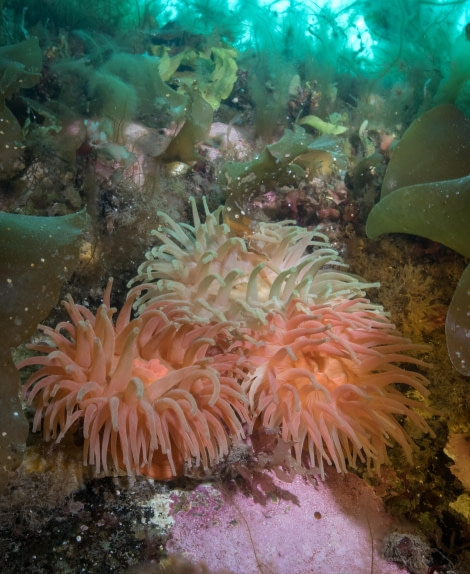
[129,197,373,326]
[18,280,249,479]
[242,298,433,478]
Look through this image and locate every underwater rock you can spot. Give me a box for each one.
[167,472,403,574]
[366,104,470,375]
[0,209,88,489]
[201,122,253,162]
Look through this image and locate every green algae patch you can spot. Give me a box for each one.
[221,127,346,228]
[200,47,238,111]
[298,114,348,135]
[0,209,88,485]
[153,44,238,111]
[0,36,42,98]
[0,37,42,179]
[162,92,214,163]
[221,127,310,227]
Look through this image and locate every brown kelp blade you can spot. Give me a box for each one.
[366,174,470,259]
[381,104,470,198]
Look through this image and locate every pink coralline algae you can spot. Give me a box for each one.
[167,472,405,574]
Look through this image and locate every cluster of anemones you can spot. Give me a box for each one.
[19,198,433,479]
